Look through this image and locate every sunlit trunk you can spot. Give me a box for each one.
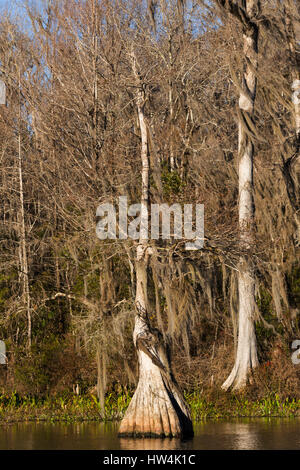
[96,344,106,412]
[118,49,193,438]
[222,0,259,391]
[17,70,31,350]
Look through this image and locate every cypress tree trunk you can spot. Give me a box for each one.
[17,70,31,350]
[118,49,193,438]
[221,0,259,390]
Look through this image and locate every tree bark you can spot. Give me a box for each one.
[96,343,107,412]
[168,34,176,172]
[118,49,193,438]
[221,0,259,391]
[17,70,31,350]
[119,249,193,438]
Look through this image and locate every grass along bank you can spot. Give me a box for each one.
[185,392,300,420]
[0,391,299,424]
[0,391,131,423]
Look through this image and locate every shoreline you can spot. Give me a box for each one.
[1,415,300,426]
[0,392,299,425]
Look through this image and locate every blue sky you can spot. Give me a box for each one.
[0,0,26,19]
[0,0,42,16]
[0,0,43,33]
[0,0,21,12]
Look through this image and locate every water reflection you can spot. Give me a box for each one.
[0,418,300,450]
[119,437,180,450]
[222,422,259,450]
[190,418,300,450]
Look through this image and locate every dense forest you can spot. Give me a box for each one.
[0,0,299,437]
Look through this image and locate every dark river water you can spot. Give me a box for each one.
[1,418,300,450]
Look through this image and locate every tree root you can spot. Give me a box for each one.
[118,354,193,438]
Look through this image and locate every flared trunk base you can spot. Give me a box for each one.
[118,351,193,438]
[221,362,257,391]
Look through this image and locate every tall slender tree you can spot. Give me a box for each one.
[215,0,260,390]
[118,45,193,438]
